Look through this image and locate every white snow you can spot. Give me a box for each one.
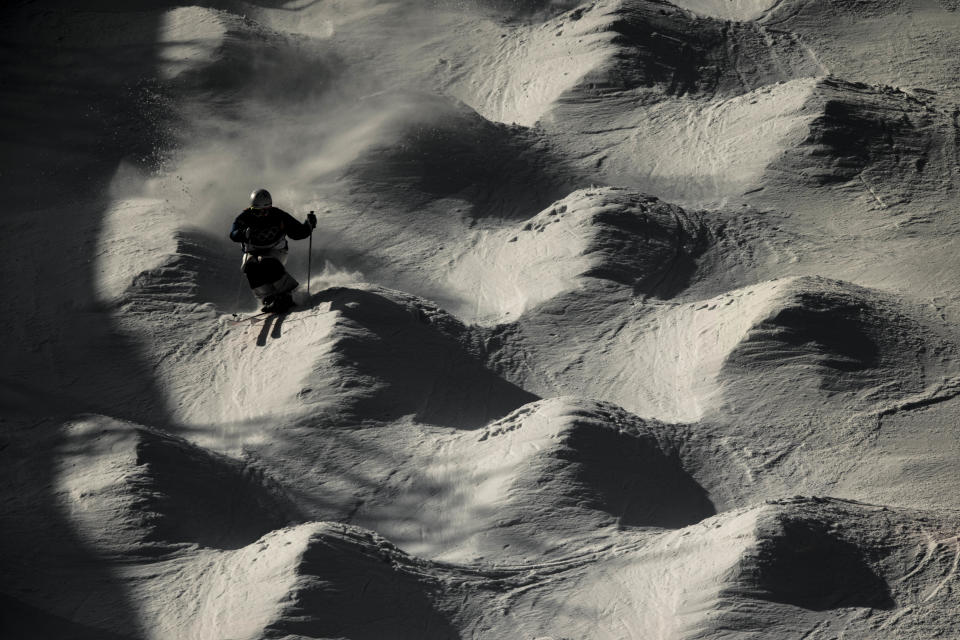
[5,0,960,637]
[670,0,779,21]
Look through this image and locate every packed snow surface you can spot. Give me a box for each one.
[3,0,960,638]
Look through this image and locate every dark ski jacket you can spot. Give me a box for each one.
[229,206,312,253]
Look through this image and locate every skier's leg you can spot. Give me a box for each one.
[241,254,267,304]
[243,255,287,306]
[242,247,298,310]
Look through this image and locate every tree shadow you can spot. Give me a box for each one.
[0,3,184,637]
[249,413,572,562]
[0,594,133,640]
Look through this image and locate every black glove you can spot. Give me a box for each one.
[306,212,317,229]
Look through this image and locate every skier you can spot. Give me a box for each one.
[230,188,317,313]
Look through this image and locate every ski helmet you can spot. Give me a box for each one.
[250,188,272,209]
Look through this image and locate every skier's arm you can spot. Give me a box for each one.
[278,209,313,240]
[229,216,248,242]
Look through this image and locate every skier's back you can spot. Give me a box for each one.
[230,188,316,313]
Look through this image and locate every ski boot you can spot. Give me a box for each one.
[262,292,295,314]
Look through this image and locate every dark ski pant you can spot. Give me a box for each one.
[241,248,298,302]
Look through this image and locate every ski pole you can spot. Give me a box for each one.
[307,211,314,299]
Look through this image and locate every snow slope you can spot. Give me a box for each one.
[4,0,960,638]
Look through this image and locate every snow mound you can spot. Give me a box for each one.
[757,0,960,98]
[719,275,957,422]
[595,0,823,97]
[95,196,243,312]
[342,92,578,220]
[491,275,956,424]
[262,523,458,640]
[310,92,588,308]
[0,415,301,638]
[513,0,837,203]
[458,497,960,639]
[138,524,433,640]
[466,398,714,550]
[736,500,894,612]
[450,0,822,127]
[266,499,960,640]
[53,416,295,552]
[341,397,712,562]
[163,9,336,102]
[765,77,951,205]
[150,285,534,432]
[546,75,822,203]
[709,498,960,637]
[443,1,621,125]
[306,286,538,429]
[447,187,708,322]
[486,277,785,422]
[94,227,540,430]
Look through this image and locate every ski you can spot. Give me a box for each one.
[226,311,274,324]
[226,304,298,324]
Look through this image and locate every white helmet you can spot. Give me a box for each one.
[250,188,272,208]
